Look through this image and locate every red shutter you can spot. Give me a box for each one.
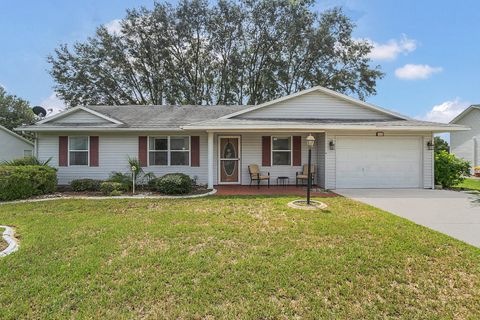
[89,136,99,167]
[191,136,200,167]
[138,136,148,167]
[292,136,302,166]
[59,136,68,167]
[262,136,271,166]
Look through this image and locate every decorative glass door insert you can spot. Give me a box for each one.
[219,137,240,183]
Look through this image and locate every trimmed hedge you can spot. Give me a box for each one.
[0,166,57,201]
[149,173,192,195]
[70,179,102,192]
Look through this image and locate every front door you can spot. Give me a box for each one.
[218,136,241,184]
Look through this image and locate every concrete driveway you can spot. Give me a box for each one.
[335,189,480,248]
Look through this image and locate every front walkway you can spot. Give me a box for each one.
[336,189,480,248]
[215,185,336,197]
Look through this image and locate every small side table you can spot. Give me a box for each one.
[277,176,289,186]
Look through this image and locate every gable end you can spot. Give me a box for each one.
[236,90,401,120]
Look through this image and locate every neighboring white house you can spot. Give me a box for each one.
[18,86,467,189]
[450,105,480,170]
[0,125,34,162]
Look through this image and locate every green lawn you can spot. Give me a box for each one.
[0,196,479,319]
[454,178,480,191]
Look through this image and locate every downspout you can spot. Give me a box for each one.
[431,133,435,190]
[34,132,38,158]
[473,137,478,169]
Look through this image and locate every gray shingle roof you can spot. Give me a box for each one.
[19,104,468,132]
[184,117,467,131]
[87,105,249,128]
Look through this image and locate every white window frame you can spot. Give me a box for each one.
[271,136,293,166]
[148,136,191,167]
[68,136,89,166]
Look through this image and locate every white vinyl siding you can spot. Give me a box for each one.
[237,91,397,120]
[0,128,34,162]
[451,108,480,171]
[50,109,112,124]
[324,131,434,189]
[37,133,207,185]
[38,130,433,189]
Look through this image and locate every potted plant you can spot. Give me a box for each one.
[474,166,480,177]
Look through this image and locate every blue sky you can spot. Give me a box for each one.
[0,0,479,124]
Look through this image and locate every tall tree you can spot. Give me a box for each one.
[0,87,35,134]
[434,136,450,154]
[48,0,383,107]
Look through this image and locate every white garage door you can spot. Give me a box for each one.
[336,136,422,188]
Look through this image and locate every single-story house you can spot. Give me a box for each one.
[18,86,467,189]
[0,125,34,162]
[450,105,480,171]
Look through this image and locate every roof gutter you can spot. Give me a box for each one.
[183,125,470,133]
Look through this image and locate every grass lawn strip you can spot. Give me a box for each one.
[454,178,480,191]
[0,196,479,318]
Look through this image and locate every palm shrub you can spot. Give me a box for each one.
[107,172,132,190]
[2,156,52,166]
[434,151,470,188]
[107,157,155,191]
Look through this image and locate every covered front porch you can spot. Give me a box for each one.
[205,131,325,189]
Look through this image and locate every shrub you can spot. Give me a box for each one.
[150,173,192,195]
[100,181,126,196]
[107,172,132,190]
[2,156,52,166]
[0,165,57,201]
[435,151,470,188]
[70,179,101,192]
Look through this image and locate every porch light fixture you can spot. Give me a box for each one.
[329,140,335,150]
[306,134,315,149]
[306,134,315,205]
[376,131,384,137]
[427,140,435,150]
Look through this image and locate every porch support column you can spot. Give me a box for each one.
[207,131,214,189]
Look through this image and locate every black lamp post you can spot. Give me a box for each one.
[306,134,315,205]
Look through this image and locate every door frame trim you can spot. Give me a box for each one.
[217,135,242,185]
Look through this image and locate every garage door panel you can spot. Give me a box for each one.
[336,136,422,188]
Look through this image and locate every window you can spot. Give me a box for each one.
[170,136,190,166]
[23,150,33,157]
[149,136,168,166]
[272,136,291,165]
[149,136,190,166]
[69,136,89,166]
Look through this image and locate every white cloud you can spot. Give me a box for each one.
[39,93,66,117]
[416,99,470,123]
[104,19,122,35]
[366,34,417,61]
[395,64,443,80]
